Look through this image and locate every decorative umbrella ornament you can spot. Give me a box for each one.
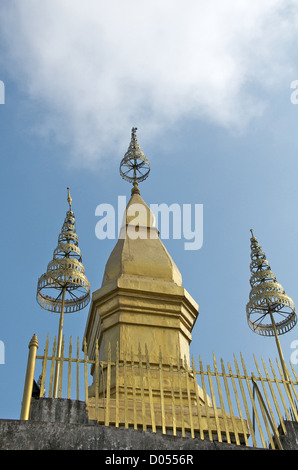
[37,188,90,396]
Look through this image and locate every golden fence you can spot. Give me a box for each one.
[21,334,298,450]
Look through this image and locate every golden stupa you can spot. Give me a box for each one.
[82,129,249,441]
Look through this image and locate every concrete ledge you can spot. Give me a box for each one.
[278,421,298,450]
[0,419,253,450]
[3,399,295,450]
[29,398,91,424]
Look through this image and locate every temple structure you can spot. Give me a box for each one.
[83,129,248,440]
[2,128,298,450]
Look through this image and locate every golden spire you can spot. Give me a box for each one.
[246,230,296,337]
[36,188,90,396]
[120,127,150,195]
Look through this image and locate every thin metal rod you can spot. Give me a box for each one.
[53,286,66,398]
[269,310,295,406]
[269,311,289,381]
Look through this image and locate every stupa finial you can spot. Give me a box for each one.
[120,127,150,195]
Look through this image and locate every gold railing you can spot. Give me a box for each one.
[21,334,298,450]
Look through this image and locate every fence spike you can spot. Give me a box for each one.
[146,344,156,433]
[130,346,137,430]
[67,336,72,399]
[170,357,177,436]
[184,355,194,438]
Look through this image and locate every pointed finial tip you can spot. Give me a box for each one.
[29,333,39,349]
[67,187,72,209]
[250,229,254,236]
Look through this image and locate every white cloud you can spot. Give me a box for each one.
[0,0,297,167]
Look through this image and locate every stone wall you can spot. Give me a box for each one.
[278,421,298,450]
[0,398,296,451]
[0,418,251,451]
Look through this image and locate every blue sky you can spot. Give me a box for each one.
[1,1,298,420]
